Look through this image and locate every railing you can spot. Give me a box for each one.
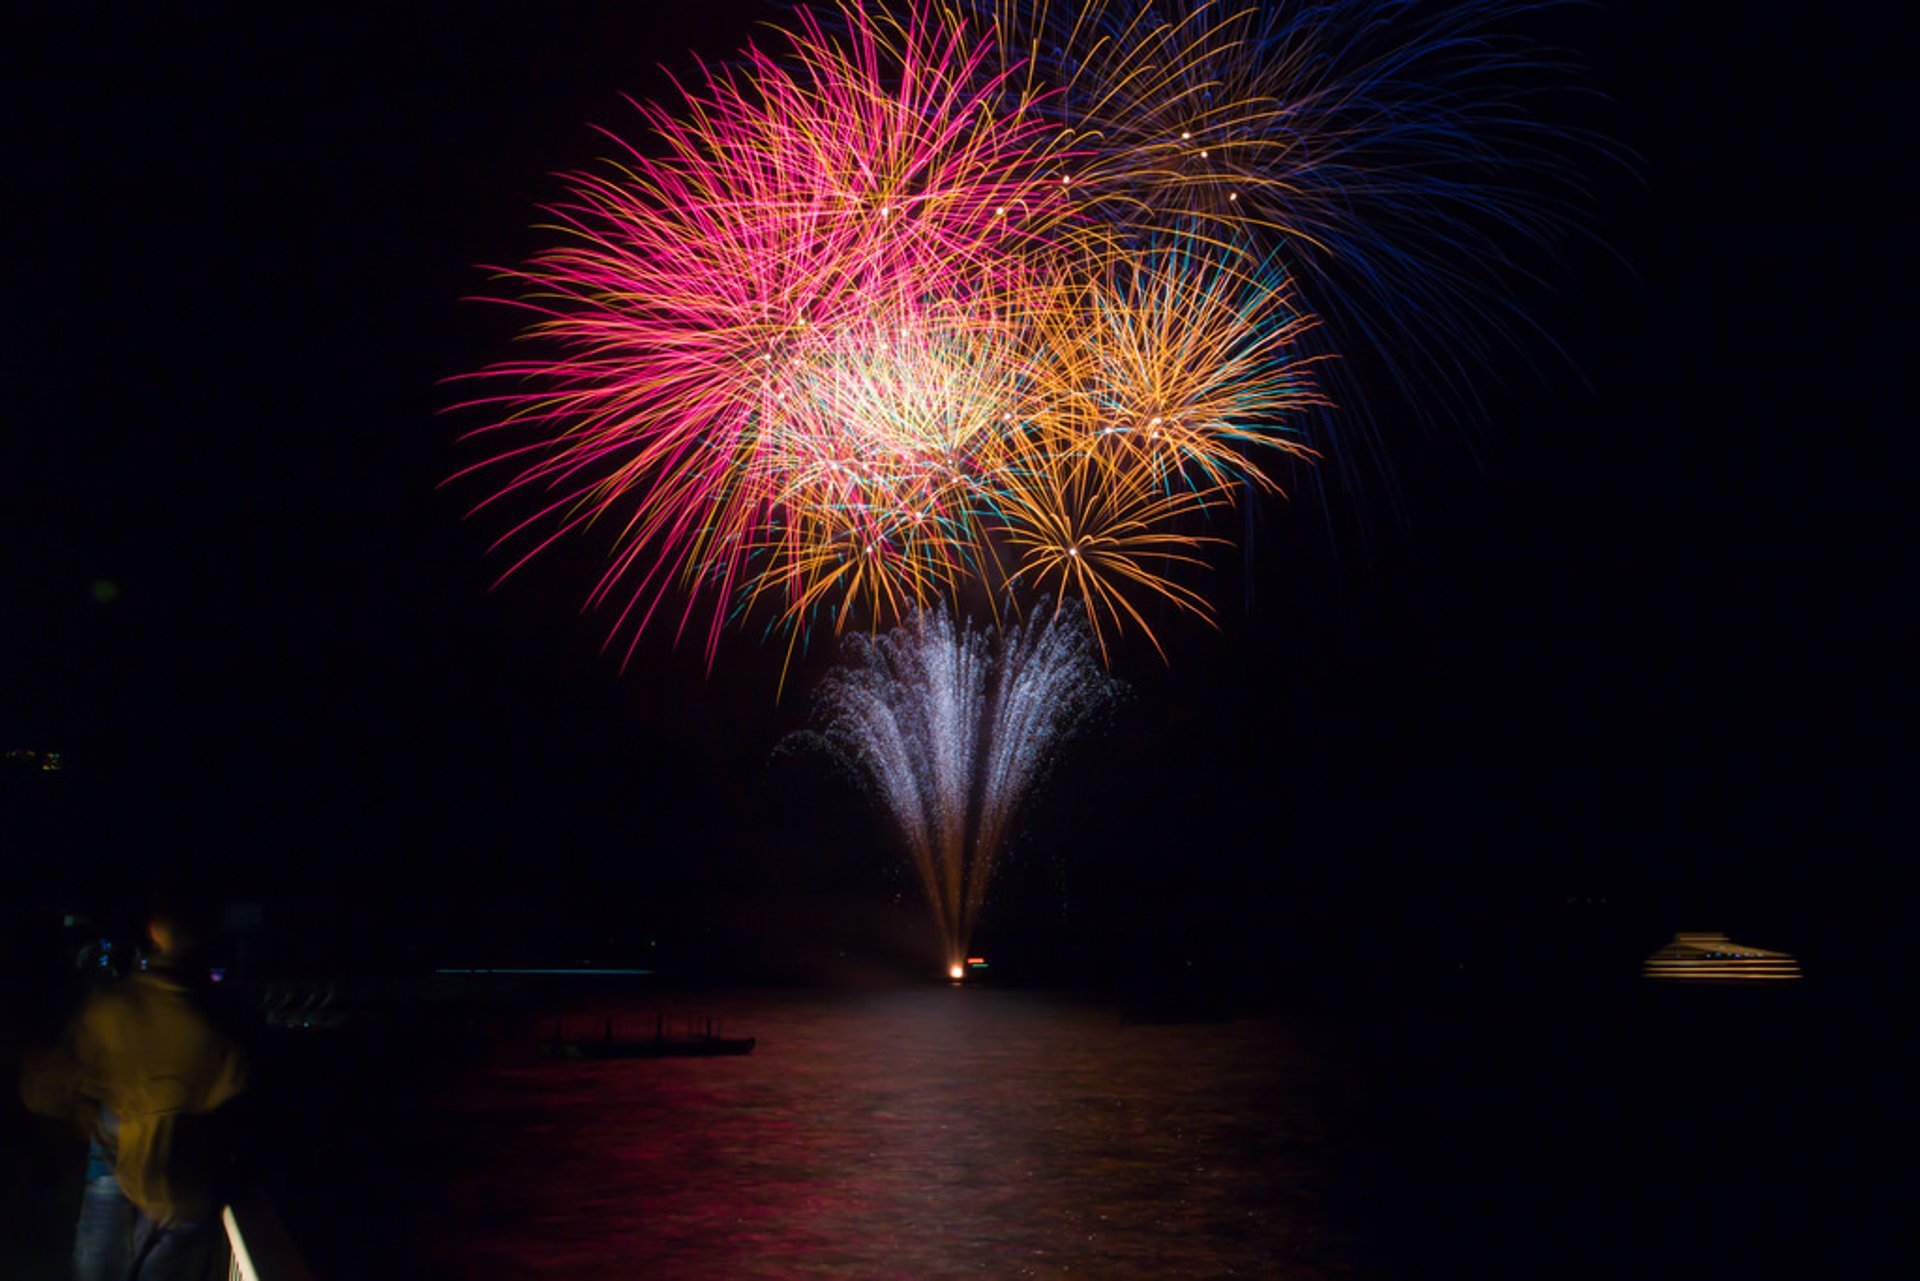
[223,1188,314,1281]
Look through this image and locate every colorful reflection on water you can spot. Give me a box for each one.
[404,990,1353,1278]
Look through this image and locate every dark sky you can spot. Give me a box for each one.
[3,4,1907,961]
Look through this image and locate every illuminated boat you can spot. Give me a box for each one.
[1641,932,1802,982]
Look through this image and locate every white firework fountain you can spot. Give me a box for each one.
[809,605,1118,978]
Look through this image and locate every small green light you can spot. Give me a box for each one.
[90,580,119,604]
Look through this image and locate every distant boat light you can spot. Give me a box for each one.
[1642,932,1801,982]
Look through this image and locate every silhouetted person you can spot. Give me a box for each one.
[21,899,249,1280]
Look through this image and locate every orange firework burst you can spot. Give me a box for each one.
[987,241,1325,657]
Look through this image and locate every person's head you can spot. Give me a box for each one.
[148,890,215,962]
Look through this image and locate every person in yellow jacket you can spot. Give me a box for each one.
[22,901,249,1281]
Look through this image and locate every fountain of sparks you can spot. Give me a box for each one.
[807,605,1119,978]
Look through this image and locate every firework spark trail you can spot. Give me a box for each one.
[962,0,1608,442]
[809,605,1118,971]
[963,611,1117,935]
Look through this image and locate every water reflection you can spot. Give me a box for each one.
[407,990,1351,1278]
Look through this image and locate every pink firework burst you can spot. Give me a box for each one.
[453,2,1076,665]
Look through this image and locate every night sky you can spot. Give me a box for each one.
[4,4,1907,977]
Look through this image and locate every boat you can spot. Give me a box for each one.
[1641,932,1803,982]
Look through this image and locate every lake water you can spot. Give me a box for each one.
[392,989,1359,1278]
[9,979,1874,1279]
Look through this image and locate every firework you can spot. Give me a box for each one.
[806,604,1118,973]
[453,2,1072,663]
[988,241,1324,657]
[737,298,1022,638]
[963,0,1605,436]
[457,0,1596,661]
[451,1,1605,973]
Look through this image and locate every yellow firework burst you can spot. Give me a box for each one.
[985,240,1325,657]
